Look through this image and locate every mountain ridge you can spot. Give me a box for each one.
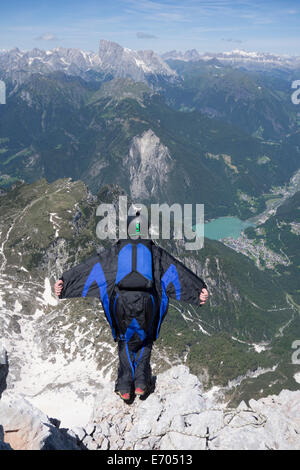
[0,40,177,87]
[161,48,300,70]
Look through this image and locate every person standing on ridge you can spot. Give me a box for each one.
[54,211,208,401]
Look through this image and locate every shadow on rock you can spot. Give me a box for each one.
[138,375,157,401]
[0,424,13,450]
[41,424,88,450]
[0,348,9,399]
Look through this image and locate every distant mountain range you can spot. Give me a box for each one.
[1,40,300,89]
[0,40,177,86]
[162,48,300,70]
[1,40,300,220]
[1,39,300,143]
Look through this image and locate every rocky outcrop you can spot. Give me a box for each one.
[0,348,84,450]
[77,365,300,451]
[0,362,299,450]
[0,394,84,450]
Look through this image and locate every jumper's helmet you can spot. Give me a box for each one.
[127,209,149,239]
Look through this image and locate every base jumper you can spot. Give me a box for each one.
[54,212,208,401]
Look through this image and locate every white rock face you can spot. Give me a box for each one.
[79,365,300,451]
[126,129,173,200]
[0,394,82,450]
[1,361,300,450]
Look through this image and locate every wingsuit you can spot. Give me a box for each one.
[58,231,207,395]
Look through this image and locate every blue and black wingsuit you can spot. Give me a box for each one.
[59,238,207,392]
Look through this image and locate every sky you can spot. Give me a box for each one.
[0,0,300,56]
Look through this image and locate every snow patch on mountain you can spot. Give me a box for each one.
[42,277,58,306]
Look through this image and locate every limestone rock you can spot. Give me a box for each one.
[83,365,300,451]
[125,129,174,200]
[0,358,300,450]
[0,394,82,450]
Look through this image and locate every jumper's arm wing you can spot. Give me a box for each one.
[59,246,118,340]
[59,247,117,300]
[152,244,207,306]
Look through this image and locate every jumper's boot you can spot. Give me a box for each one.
[135,387,146,396]
[117,391,131,401]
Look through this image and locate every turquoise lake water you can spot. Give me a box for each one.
[196,216,255,241]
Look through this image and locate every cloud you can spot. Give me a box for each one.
[285,9,298,15]
[35,33,60,41]
[136,32,157,39]
[221,37,244,44]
